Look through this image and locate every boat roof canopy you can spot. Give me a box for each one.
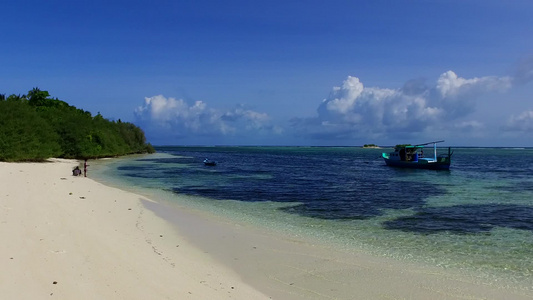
[414,140,445,146]
[404,145,424,149]
[395,140,445,149]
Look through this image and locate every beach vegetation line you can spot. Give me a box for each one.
[0,88,155,162]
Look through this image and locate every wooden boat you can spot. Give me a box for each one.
[382,140,452,170]
[203,158,217,166]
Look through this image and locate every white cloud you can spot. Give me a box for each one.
[135,95,208,129]
[132,69,528,146]
[436,70,511,98]
[325,76,365,114]
[135,95,278,141]
[504,110,533,131]
[454,120,485,131]
[292,71,513,141]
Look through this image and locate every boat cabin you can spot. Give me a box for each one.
[382,140,452,170]
[389,145,424,162]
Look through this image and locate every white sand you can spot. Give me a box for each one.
[146,198,533,300]
[0,159,269,299]
[1,159,531,300]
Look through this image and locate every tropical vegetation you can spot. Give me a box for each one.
[363,144,379,148]
[0,88,155,161]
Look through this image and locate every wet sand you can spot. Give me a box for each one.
[143,199,533,300]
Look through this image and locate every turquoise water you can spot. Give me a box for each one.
[92,146,533,289]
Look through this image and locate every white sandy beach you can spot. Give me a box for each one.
[0,159,269,299]
[1,159,531,300]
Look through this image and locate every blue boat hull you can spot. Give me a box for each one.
[383,158,450,170]
[382,142,452,170]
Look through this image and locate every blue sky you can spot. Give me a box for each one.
[2,1,533,146]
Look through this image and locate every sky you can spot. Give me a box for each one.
[2,0,533,146]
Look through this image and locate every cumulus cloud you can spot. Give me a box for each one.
[436,70,511,98]
[135,95,279,142]
[291,71,512,141]
[454,120,485,131]
[504,110,533,131]
[132,68,528,145]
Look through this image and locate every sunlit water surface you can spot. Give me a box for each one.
[92,146,533,289]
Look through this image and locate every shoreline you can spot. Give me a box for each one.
[143,195,533,300]
[0,159,269,299]
[92,155,532,299]
[2,158,531,299]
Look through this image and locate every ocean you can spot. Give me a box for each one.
[92,146,533,290]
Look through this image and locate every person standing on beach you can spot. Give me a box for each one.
[84,159,89,177]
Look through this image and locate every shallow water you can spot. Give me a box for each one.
[92,146,533,289]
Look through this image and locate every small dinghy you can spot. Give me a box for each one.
[203,158,217,166]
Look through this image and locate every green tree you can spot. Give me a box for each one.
[0,100,61,161]
[27,87,50,106]
[0,88,155,161]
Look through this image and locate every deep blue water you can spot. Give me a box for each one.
[123,146,533,234]
[96,146,533,286]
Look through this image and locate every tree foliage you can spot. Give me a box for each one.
[363,144,379,148]
[0,88,155,161]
